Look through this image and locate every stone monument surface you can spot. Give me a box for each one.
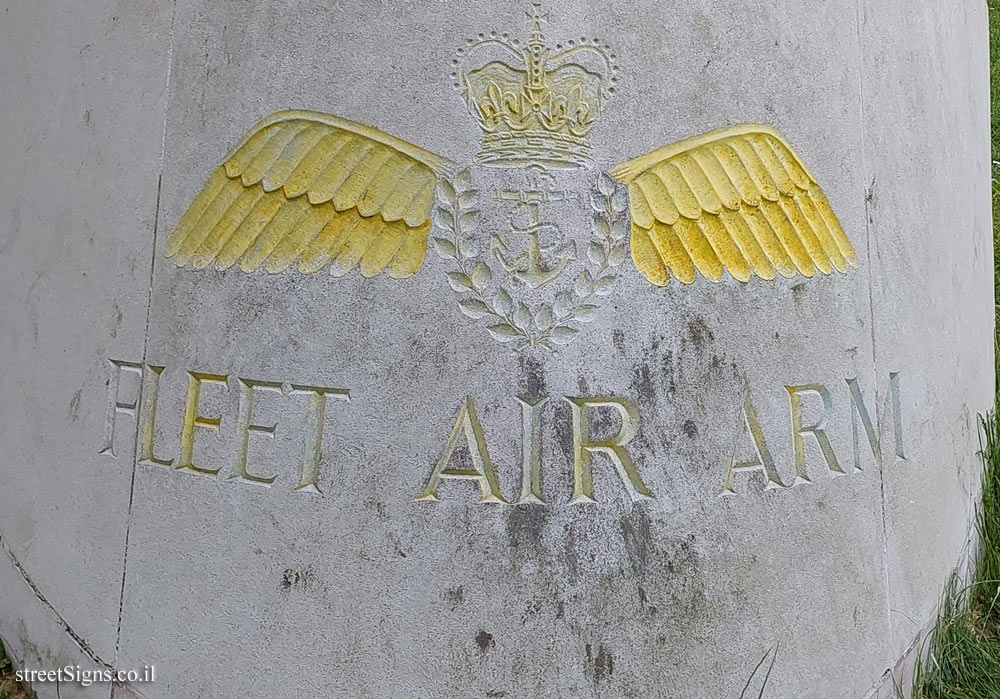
[0,1,993,697]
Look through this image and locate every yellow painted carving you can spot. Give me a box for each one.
[611,124,858,285]
[165,110,456,278]
[785,384,845,482]
[416,397,507,503]
[177,371,229,477]
[455,3,617,169]
[721,389,787,494]
[564,396,652,504]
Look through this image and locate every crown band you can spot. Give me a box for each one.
[475,131,591,169]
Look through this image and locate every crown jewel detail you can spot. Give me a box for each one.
[453,5,618,169]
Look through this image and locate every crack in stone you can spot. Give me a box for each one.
[0,532,110,670]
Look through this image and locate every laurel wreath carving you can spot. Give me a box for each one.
[433,171,628,351]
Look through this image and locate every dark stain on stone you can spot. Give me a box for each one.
[519,353,546,397]
[661,349,676,395]
[521,598,543,623]
[620,511,651,577]
[554,408,574,459]
[280,566,314,592]
[682,419,698,438]
[637,584,657,616]
[562,526,581,582]
[630,363,655,408]
[486,691,508,698]
[363,498,387,522]
[67,388,82,423]
[444,586,464,609]
[686,315,714,349]
[612,328,626,354]
[666,534,699,576]
[109,302,122,339]
[475,630,494,652]
[585,643,614,683]
[507,505,547,550]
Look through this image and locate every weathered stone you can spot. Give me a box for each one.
[0,1,991,697]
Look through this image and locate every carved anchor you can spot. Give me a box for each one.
[491,189,578,289]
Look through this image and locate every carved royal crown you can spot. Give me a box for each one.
[453,4,618,169]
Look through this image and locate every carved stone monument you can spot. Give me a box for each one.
[0,1,992,697]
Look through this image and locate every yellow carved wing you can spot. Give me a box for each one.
[610,124,858,286]
[164,110,457,278]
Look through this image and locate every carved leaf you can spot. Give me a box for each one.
[459,236,478,257]
[459,211,478,233]
[494,288,513,315]
[433,237,457,259]
[434,209,455,230]
[446,271,474,292]
[458,192,478,210]
[487,324,521,342]
[575,269,595,296]
[453,170,472,190]
[554,290,574,317]
[573,304,600,323]
[535,304,554,330]
[471,262,492,289]
[438,180,457,207]
[587,242,607,266]
[610,217,628,241]
[512,303,532,329]
[593,274,617,296]
[608,244,627,266]
[594,215,611,237]
[611,186,629,213]
[598,172,617,197]
[549,326,579,344]
[458,298,490,319]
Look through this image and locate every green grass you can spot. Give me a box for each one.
[0,641,34,699]
[992,0,1000,338]
[911,410,1000,697]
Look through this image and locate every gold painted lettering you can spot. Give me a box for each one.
[99,359,143,458]
[416,397,507,503]
[137,364,174,469]
[516,395,547,505]
[564,396,652,504]
[785,384,844,483]
[229,378,282,487]
[289,384,350,494]
[177,371,228,477]
[722,390,788,494]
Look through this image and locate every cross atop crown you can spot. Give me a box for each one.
[525,4,549,46]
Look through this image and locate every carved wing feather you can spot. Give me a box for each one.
[611,124,858,286]
[165,110,457,278]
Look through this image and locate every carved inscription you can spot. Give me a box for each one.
[722,374,906,495]
[102,359,906,504]
[101,361,348,494]
[416,397,507,504]
[416,395,652,505]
